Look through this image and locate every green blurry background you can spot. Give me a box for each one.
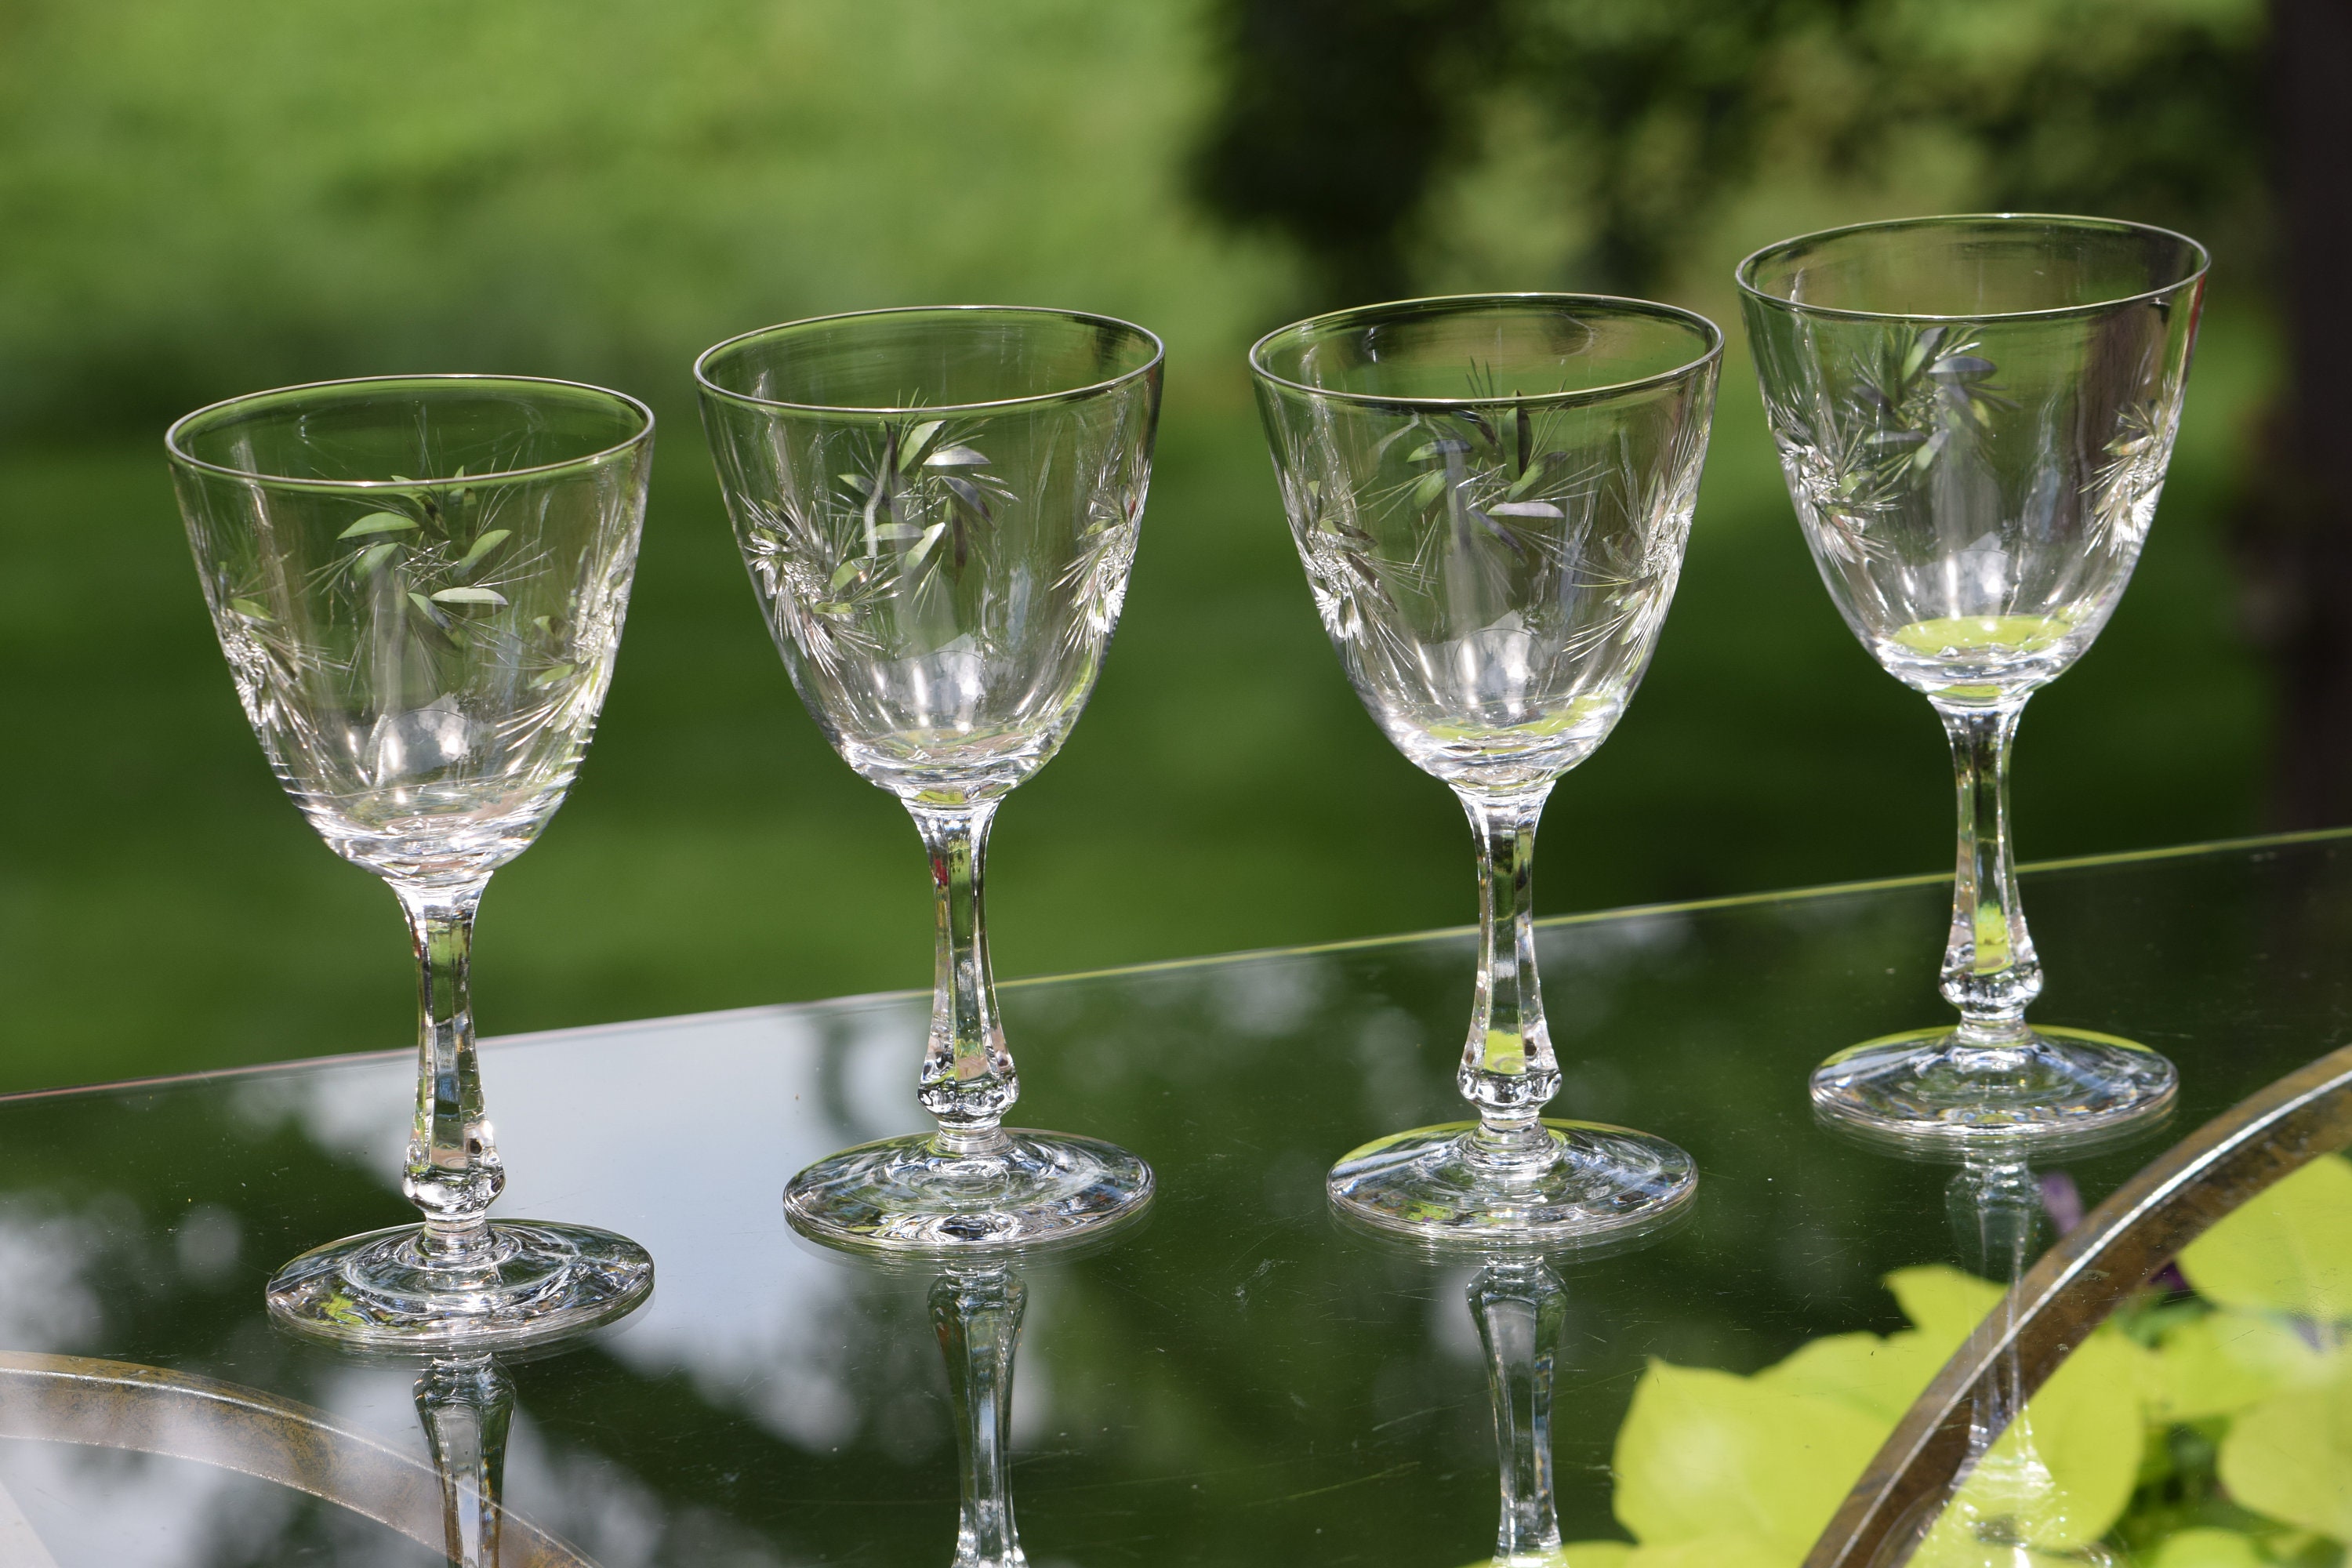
[0,0,2276,1092]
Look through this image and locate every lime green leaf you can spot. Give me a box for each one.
[1943,1330,2145,1550]
[452,528,511,574]
[1411,470,1449,509]
[898,419,946,471]
[1623,1535,1785,1568]
[430,586,508,607]
[1613,1360,1886,1555]
[408,590,437,618]
[2179,1155,2352,1322]
[355,540,401,577]
[1555,1544,1636,1568]
[924,444,990,467]
[1758,1330,1951,1425]
[827,560,862,590]
[2145,1309,2332,1422]
[528,662,574,690]
[339,512,418,539]
[2217,1371,2352,1538]
[1888,1265,2007,1343]
[2147,1528,2269,1568]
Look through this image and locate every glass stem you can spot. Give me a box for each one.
[395,879,506,1264]
[1456,786,1560,1165]
[1948,1154,2044,1460]
[415,1354,514,1568]
[1471,1258,1567,1564]
[933,1265,1028,1568]
[909,803,1017,1152]
[1933,702,2042,1044]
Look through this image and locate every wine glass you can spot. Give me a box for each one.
[1737,214,2209,1143]
[696,305,1163,1250]
[168,375,657,1345]
[1250,293,1720,1240]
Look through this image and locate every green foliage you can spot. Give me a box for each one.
[2180,1154,2352,1324]
[1581,1161,2352,1564]
[1196,0,2266,299]
[0,0,1284,439]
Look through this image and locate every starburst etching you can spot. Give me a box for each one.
[741,416,1020,676]
[1766,325,2016,568]
[2082,397,2168,554]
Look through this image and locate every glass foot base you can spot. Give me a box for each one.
[1811,1025,2177,1149]
[783,1128,1154,1251]
[1327,1120,1697,1244]
[266,1219,655,1350]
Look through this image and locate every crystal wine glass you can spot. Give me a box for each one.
[1738,214,2208,1143]
[696,306,1163,1249]
[1250,293,1720,1240]
[168,375,657,1345]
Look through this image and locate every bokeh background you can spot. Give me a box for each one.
[0,0,2330,1093]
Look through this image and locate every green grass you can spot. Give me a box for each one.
[0,0,2276,1092]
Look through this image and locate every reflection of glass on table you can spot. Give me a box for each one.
[0,834,2349,1563]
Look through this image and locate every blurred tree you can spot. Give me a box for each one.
[2233,0,2352,828]
[1190,0,1500,310]
[1193,0,2352,826]
[1192,0,2263,299]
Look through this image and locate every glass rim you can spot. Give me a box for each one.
[1733,212,2212,325]
[164,372,656,492]
[1247,292,1726,412]
[691,303,1167,417]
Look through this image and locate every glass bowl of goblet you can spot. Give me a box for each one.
[1737,213,2208,1147]
[696,306,1163,1250]
[1250,293,1721,1242]
[168,376,658,1346]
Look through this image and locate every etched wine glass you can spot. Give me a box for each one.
[1251,293,1720,1240]
[1738,214,2208,1143]
[696,306,1163,1249]
[168,375,657,1345]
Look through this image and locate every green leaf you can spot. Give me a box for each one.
[898,419,946,471]
[430,586,509,607]
[2180,1155,2352,1322]
[1623,1536,1787,1568]
[827,560,862,590]
[227,597,273,621]
[338,512,418,539]
[904,522,947,571]
[1757,1330,1951,1425]
[924,444,990,467]
[1411,470,1449,509]
[452,528,511,574]
[528,662,574,690]
[408,591,437,618]
[1887,1265,2005,1342]
[355,540,401,577]
[1406,438,1470,463]
[1552,1545,1636,1568]
[1613,1360,1886,1557]
[1943,1330,2146,1551]
[2143,1308,2332,1422]
[2217,1370,2352,1538]
[2147,1528,2269,1568]
[872,524,924,542]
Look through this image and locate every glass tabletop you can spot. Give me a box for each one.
[5,830,2352,1566]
